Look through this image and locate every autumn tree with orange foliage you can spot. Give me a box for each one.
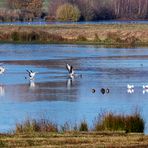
[7,0,43,21]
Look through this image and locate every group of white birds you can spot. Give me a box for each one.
[0,63,76,80]
[127,84,148,94]
[1,62,148,94]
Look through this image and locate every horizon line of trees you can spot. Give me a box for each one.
[0,0,148,22]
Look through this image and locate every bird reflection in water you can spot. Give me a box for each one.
[143,89,148,94]
[67,77,74,89]
[127,88,134,94]
[0,85,5,97]
[143,85,148,94]
[29,80,36,90]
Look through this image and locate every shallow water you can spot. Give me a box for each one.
[0,20,148,26]
[0,44,148,133]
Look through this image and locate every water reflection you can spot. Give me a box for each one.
[3,79,80,102]
[29,80,36,90]
[67,78,73,89]
[143,88,148,94]
[127,88,134,94]
[0,85,5,97]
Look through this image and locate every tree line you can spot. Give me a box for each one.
[0,0,148,22]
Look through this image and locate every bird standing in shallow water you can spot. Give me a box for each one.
[127,84,134,94]
[26,70,37,80]
[127,84,134,89]
[66,64,75,78]
[0,63,5,74]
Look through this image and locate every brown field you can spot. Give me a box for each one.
[0,132,148,147]
[0,24,148,45]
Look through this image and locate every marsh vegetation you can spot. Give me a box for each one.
[0,24,148,46]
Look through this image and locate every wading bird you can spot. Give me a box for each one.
[26,70,37,80]
[66,64,75,78]
[0,63,5,74]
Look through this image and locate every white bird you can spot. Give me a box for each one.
[26,70,37,80]
[127,84,134,89]
[143,85,148,89]
[0,63,5,74]
[66,64,75,78]
[127,88,134,94]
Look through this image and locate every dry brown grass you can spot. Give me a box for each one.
[0,24,148,45]
[0,132,148,147]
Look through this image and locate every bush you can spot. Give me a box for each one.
[94,33,101,42]
[77,35,87,41]
[11,31,20,41]
[94,111,144,133]
[10,30,64,42]
[105,32,122,43]
[125,112,145,133]
[15,119,58,134]
[56,3,80,22]
[79,121,88,131]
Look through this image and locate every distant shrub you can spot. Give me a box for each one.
[60,122,71,132]
[94,33,101,42]
[10,30,64,42]
[11,31,20,41]
[79,120,88,131]
[124,36,139,45]
[56,3,80,22]
[105,32,122,43]
[77,35,87,41]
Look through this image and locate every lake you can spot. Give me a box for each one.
[0,20,148,26]
[0,44,148,133]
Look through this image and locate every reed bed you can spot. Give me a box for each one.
[14,111,144,134]
[94,111,144,133]
[0,24,148,46]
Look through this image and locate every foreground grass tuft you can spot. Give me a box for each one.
[94,111,144,133]
[79,120,88,132]
[14,110,144,134]
[15,119,58,134]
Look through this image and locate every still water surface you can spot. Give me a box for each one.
[0,44,148,133]
[0,20,148,26]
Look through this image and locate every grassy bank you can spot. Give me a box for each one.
[0,24,148,46]
[0,111,144,147]
[0,132,148,147]
[14,111,144,134]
